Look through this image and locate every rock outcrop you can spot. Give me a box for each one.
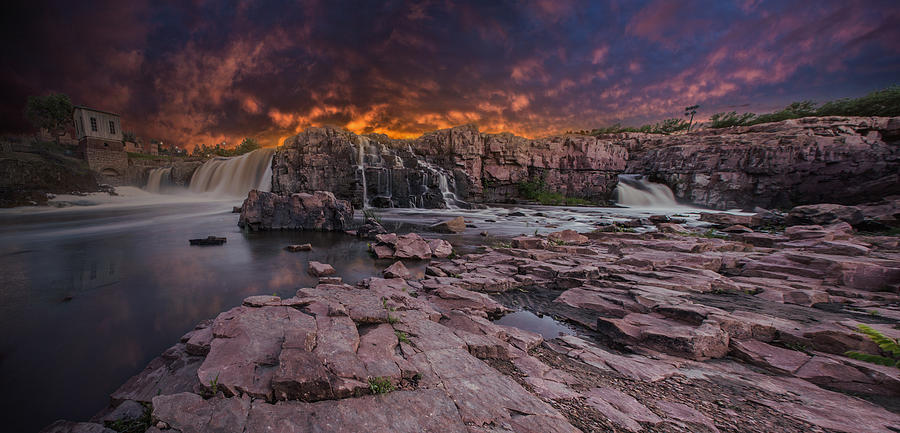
[65,217,900,433]
[238,190,353,231]
[270,125,627,208]
[626,117,900,209]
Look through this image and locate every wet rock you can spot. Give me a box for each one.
[430,216,466,233]
[547,229,589,245]
[787,203,865,226]
[238,190,353,231]
[356,217,388,238]
[98,400,146,424]
[383,261,411,279]
[111,343,202,404]
[308,261,336,277]
[284,243,312,252]
[394,233,432,259]
[40,421,116,433]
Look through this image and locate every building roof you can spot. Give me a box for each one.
[73,105,121,117]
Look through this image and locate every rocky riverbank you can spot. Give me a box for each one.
[269,116,899,210]
[45,199,900,433]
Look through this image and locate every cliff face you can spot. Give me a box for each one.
[271,125,628,208]
[269,117,900,210]
[626,117,900,209]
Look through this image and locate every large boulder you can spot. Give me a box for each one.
[238,190,353,231]
[430,216,466,233]
[787,204,865,226]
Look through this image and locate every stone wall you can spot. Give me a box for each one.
[84,147,128,186]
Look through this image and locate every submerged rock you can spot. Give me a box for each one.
[238,190,353,231]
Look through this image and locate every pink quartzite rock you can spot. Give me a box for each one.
[548,229,589,245]
[308,261,336,277]
[430,216,466,233]
[393,233,432,259]
[382,261,411,279]
[428,239,453,258]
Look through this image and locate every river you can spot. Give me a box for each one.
[0,167,713,431]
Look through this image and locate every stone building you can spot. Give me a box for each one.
[73,106,128,184]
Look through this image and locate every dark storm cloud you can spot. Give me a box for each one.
[1,0,898,148]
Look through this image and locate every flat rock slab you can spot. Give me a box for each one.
[308,261,336,277]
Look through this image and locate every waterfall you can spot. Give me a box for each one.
[356,137,369,208]
[188,148,275,197]
[145,167,172,193]
[436,172,460,209]
[614,175,679,207]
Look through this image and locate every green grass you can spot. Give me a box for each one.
[368,376,395,394]
[394,330,411,345]
[517,178,596,206]
[104,403,152,433]
[845,324,900,368]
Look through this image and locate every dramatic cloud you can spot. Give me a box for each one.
[1,0,898,149]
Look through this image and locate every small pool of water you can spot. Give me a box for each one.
[493,310,576,339]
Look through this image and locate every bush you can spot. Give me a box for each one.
[844,324,900,368]
[709,112,756,128]
[516,176,594,206]
[707,85,900,129]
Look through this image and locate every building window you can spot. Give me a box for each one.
[109,120,116,135]
[90,117,98,132]
[79,118,84,135]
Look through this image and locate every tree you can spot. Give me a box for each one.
[122,131,137,143]
[684,104,699,131]
[236,137,260,155]
[24,93,73,145]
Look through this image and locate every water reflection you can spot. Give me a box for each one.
[0,199,382,432]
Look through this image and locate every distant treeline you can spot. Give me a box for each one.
[708,85,899,128]
[571,85,899,136]
[191,138,261,157]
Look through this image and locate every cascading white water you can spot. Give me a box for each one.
[145,167,172,193]
[614,175,679,207]
[188,148,275,197]
[356,137,369,208]
[436,172,460,209]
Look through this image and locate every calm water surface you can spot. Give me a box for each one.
[0,197,395,432]
[0,188,713,431]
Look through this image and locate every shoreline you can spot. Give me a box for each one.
[43,209,900,433]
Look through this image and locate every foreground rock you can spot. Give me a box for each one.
[238,190,353,231]
[56,211,900,433]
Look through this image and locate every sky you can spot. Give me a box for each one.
[1,0,898,149]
